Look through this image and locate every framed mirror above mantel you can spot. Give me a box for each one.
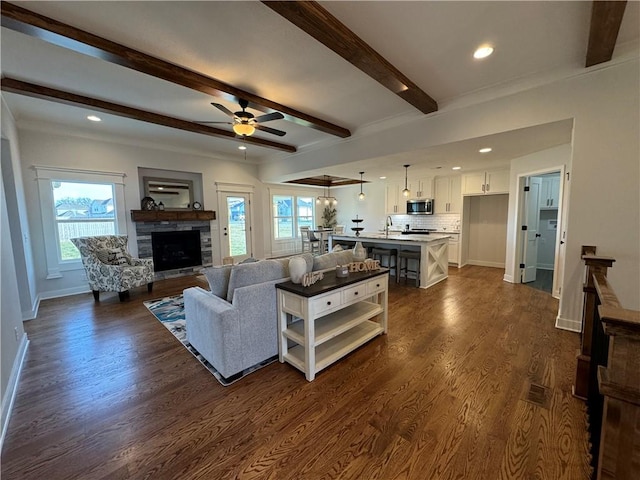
[143,176,194,209]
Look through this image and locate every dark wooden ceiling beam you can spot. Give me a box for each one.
[0,1,350,138]
[262,1,438,114]
[0,77,297,153]
[585,0,627,67]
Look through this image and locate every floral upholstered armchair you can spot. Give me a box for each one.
[70,235,154,301]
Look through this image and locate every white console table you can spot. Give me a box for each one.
[276,269,389,381]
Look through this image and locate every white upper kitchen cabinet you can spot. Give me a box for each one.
[434,176,462,213]
[413,176,433,199]
[539,175,561,209]
[385,180,404,214]
[462,169,510,195]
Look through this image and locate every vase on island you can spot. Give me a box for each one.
[353,241,367,262]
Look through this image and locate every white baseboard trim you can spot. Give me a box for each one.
[22,295,41,321]
[503,274,515,283]
[1,333,29,451]
[467,260,505,269]
[555,315,582,332]
[38,285,90,301]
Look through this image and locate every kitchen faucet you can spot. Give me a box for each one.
[385,216,393,236]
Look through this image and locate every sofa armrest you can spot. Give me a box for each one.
[230,278,287,368]
[184,286,242,378]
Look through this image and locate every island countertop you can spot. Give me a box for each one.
[331,231,451,243]
[330,232,450,289]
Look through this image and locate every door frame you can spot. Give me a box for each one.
[514,166,566,298]
[215,182,255,262]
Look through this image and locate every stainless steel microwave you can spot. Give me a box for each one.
[406,198,434,215]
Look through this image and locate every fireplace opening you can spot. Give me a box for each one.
[151,230,202,272]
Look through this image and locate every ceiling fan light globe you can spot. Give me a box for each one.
[233,123,255,136]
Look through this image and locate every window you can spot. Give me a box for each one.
[53,181,116,261]
[272,194,315,239]
[35,166,127,279]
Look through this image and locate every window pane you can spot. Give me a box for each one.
[52,181,116,261]
[274,218,293,239]
[273,195,292,217]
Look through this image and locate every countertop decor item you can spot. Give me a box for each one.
[141,196,156,211]
[351,215,364,236]
[336,264,349,278]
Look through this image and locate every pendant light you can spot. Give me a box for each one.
[358,171,365,201]
[402,164,411,197]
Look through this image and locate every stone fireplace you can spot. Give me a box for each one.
[134,216,213,280]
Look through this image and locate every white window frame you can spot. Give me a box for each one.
[34,166,127,279]
[271,193,316,240]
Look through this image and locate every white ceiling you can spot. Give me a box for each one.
[1,1,638,181]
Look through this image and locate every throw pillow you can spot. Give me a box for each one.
[201,265,233,298]
[95,248,131,266]
[240,257,258,264]
[332,244,344,252]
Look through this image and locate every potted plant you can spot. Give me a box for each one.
[321,205,337,229]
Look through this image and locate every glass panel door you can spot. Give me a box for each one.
[221,194,252,262]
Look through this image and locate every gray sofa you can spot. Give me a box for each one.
[184,249,354,380]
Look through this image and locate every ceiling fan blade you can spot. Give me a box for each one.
[211,102,236,118]
[255,124,287,137]
[195,121,232,125]
[254,112,284,123]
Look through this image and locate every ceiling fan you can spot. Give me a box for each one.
[200,99,286,137]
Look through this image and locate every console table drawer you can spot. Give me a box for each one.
[343,283,367,303]
[367,277,386,295]
[310,291,343,316]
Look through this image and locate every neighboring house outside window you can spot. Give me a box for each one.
[34,166,127,279]
[271,194,315,239]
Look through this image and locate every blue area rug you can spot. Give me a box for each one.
[144,294,276,386]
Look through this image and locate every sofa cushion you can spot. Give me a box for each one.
[201,265,233,298]
[226,259,288,302]
[96,248,132,266]
[312,250,354,271]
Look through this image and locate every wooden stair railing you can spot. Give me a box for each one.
[574,245,640,479]
[574,246,615,399]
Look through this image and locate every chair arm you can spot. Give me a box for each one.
[130,257,153,269]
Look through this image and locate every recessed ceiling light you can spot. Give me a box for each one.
[479,147,492,153]
[473,45,494,59]
[379,176,387,180]
[238,145,247,150]
[87,115,101,122]
[452,166,462,170]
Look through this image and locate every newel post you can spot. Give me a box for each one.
[573,246,615,399]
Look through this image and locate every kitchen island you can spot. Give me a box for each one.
[330,232,450,289]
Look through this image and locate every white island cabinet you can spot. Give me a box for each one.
[276,269,389,381]
[330,232,450,289]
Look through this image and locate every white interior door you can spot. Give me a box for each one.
[522,177,541,283]
[219,193,252,262]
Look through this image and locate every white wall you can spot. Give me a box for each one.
[16,128,264,299]
[262,60,640,326]
[466,194,509,268]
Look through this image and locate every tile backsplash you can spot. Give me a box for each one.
[387,213,461,232]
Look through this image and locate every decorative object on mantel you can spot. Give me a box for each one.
[301,270,324,287]
[192,201,202,210]
[352,241,367,261]
[141,196,156,211]
[289,256,307,284]
[157,201,165,211]
[351,215,364,236]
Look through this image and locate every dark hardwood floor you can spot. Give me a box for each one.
[1,266,592,479]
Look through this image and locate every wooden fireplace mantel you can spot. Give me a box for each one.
[130,210,215,222]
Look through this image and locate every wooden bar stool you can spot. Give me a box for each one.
[397,250,421,286]
[371,247,398,278]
